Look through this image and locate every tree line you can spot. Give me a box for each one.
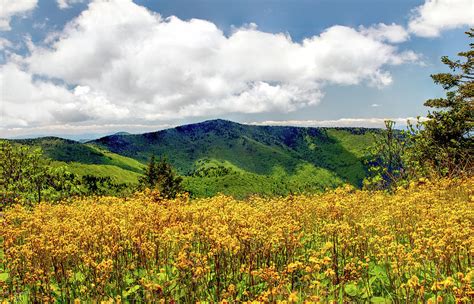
[0,142,184,210]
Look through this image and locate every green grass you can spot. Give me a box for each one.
[13,137,145,173]
[325,129,375,158]
[85,145,145,173]
[54,161,142,185]
[10,138,145,185]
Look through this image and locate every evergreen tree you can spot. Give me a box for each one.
[140,155,183,199]
[365,29,473,189]
[141,155,158,188]
[412,29,473,177]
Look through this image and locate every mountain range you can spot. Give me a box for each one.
[10,119,380,197]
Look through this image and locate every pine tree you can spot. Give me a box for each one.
[141,155,158,188]
[140,155,183,199]
[413,28,473,177]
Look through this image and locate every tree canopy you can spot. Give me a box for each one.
[415,28,473,177]
[139,155,184,199]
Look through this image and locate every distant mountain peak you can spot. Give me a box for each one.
[179,119,242,128]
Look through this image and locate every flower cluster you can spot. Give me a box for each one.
[0,179,472,302]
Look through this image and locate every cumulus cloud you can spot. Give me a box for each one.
[0,0,38,31]
[409,0,474,37]
[0,38,13,50]
[360,23,409,43]
[27,2,417,118]
[0,63,128,129]
[3,0,419,131]
[0,122,175,139]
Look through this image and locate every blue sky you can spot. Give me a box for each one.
[0,0,472,139]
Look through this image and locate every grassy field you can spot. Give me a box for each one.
[1,178,472,303]
[60,162,143,185]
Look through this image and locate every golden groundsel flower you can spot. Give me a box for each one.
[0,178,472,302]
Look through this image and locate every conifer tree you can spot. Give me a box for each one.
[412,29,473,176]
[140,155,183,199]
[141,155,158,187]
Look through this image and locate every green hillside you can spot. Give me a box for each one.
[13,137,145,184]
[10,120,380,197]
[182,160,344,198]
[91,119,379,186]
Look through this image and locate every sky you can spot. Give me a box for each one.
[0,0,473,139]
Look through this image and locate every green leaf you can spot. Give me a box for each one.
[123,284,141,298]
[50,283,61,296]
[344,283,359,297]
[158,272,167,282]
[0,273,8,282]
[371,265,385,276]
[74,271,85,283]
[369,276,377,286]
[370,265,389,284]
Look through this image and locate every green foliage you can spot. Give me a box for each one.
[183,159,344,198]
[364,121,409,190]
[62,162,142,185]
[0,141,81,208]
[365,29,474,189]
[81,175,131,196]
[139,156,184,199]
[92,120,377,186]
[412,29,473,177]
[8,121,380,197]
[0,141,138,207]
[13,137,145,174]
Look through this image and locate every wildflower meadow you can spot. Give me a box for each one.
[0,179,472,303]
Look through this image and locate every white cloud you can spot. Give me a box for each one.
[2,0,420,132]
[57,0,87,9]
[360,23,409,43]
[371,103,381,107]
[408,0,474,37]
[20,0,417,125]
[251,117,428,129]
[0,63,129,129]
[0,0,38,31]
[0,123,173,139]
